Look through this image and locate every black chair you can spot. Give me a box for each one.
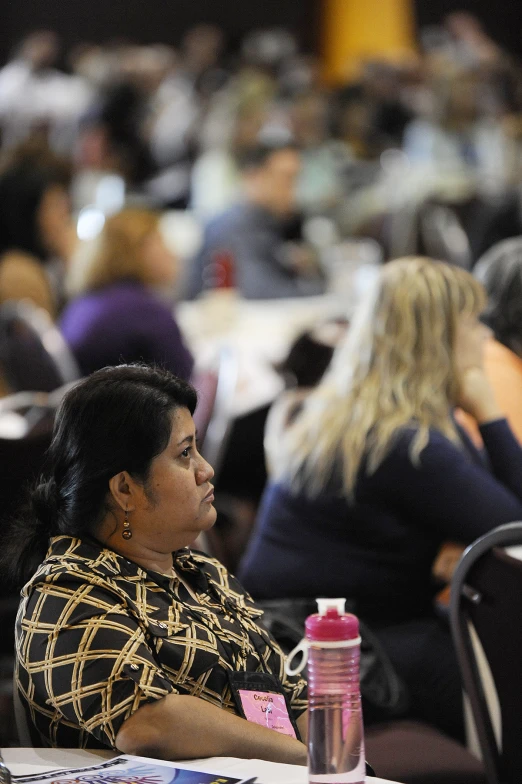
[450,521,522,784]
[0,300,79,393]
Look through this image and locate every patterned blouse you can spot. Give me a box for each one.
[16,535,307,749]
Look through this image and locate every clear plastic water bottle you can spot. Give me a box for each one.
[287,598,365,784]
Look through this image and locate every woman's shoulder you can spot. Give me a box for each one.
[23,535,134,596]
[62,282,173,328]
[378,421,479,474]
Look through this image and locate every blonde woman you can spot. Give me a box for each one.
[60,208,193,378]
[239,257,522,741]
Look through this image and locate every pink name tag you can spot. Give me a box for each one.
[238,689,297,737]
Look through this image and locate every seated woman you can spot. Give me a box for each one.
[473,236,522,443]
[5,365,307,761]
[239,256,522,742]
[61,208,193,379]
[0,138,76,311]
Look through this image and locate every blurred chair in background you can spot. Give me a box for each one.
[0,300,79,396]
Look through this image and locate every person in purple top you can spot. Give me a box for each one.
[60,207,193,379]
[239,257,522,742]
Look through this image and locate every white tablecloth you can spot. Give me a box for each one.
[1,748,403,784]
[178,294,345,416]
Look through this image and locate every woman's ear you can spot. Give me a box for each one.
[108,471,137,513]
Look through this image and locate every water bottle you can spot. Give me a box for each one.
[287,598,365,784]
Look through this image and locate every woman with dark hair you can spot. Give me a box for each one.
[0,141,74,265]
[0,140,75,314]
[472,236,522,442]
[6,364,307,761]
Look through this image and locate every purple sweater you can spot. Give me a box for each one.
[60,281,194,379]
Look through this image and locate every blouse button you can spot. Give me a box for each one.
[158,623,167,630]
[130,664,139,671]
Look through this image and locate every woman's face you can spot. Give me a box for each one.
[141,229,178,286]
[132,406,216,552]
[454,313,491,371]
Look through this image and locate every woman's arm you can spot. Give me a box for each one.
[376,425,522,544]
[115,693,307,764]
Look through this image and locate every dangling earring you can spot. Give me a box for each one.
[122,508,132,540]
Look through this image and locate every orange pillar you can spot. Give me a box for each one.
[321,0,417,84]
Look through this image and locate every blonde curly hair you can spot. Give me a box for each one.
[274,257,486,497]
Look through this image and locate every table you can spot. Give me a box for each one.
[1,748,403,784]
[177,294,345,416]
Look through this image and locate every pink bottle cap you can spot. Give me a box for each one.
[305,598,359,641]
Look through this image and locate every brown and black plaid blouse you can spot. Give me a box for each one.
[16,535,307,749]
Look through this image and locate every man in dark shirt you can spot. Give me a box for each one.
[184,142,325,300]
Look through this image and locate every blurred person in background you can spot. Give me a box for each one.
[403,67,514,190]
[197,34,277,154]
[330,85,377,162]
[239,257,522,741]
[185,141,325,299]
[73,43,177,209]
[77,75,155,194]
[0,137,75,311]
[289,90,344,217]
[444,12,503,68]
[0,31,91,154]
[471,237,522,443]
[146,26,228,208]
[61,207,193,378]
[176,24,227,98]
[190,98,268,220]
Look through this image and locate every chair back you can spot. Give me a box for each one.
[450,521,522,784]
[0,300,79,393]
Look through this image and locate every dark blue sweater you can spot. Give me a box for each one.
[239,419,522,622]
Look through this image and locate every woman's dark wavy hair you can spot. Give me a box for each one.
[475,236,522,356]
[0,143,71,261]
[2,364,197,588]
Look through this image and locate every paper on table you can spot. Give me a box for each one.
[10,754,254,784]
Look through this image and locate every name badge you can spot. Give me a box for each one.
[238,689,297,737]
[228,671,300,739]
